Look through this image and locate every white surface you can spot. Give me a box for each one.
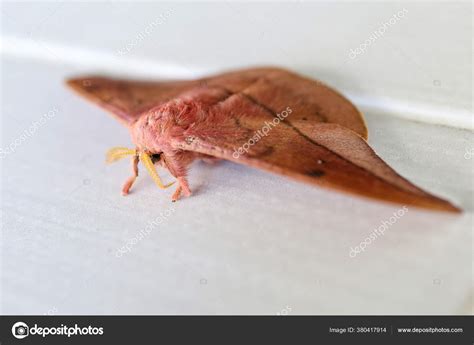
[0,1,473,315]
[1,1,472,128]
[1,56,472,315]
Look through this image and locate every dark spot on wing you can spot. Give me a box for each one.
[307,169,325,177]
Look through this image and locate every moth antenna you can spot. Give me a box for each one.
[106,147,137,163]
[140,152,175,189]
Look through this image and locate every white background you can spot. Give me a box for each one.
[1,1,472,315]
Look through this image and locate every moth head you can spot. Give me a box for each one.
[105,147,174,190]
[101,109,175,190]
[129,107,170,154]
[131,99,200,153]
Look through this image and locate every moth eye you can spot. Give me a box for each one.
[151,153,162,163]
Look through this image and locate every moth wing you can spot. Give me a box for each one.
[66,77,201,126]
[203,67,368,139]
[174,93,459,212]
[66,67,367,137]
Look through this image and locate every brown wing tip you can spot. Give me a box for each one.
[422,198,462,213]
[343,187,462,213]
[65,77,79,90]
[370,182,462,213]
[445,204,462,213]
[65,76,99,91]
[65,77,89,95]
[385,190,462,213]
[65,76,101,105]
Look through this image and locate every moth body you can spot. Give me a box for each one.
[66,67,461,211]
[130,94,224,201]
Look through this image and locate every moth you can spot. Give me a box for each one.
[66,67,460,212]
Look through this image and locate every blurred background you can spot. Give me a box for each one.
[1,1,472,315]
[2,1,472,127]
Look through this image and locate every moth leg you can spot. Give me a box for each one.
[161,152,194,202]
[122,155,139,196]
[172,177,191,202]
[171,185,182,202]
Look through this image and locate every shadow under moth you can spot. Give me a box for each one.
[66,67,460,212]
